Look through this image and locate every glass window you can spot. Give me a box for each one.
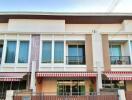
[102,80,125,89]
[57,80,85,96]
[109,45,122,64]
[0,43,3,64]
[109,45,121,56]
[5,41,16,63]
[42,41,52,63]
[54,41,64,63]
[18,41,29,63]
[68,45,85,64]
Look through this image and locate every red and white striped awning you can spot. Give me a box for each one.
[36,72,97,78]
[0,72,27,81]
[104,72,132,80]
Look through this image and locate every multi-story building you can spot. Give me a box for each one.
[1,12,132,96]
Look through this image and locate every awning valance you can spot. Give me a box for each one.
[36,72,97,78]
[104,72,132,80]
[0,72,27,81]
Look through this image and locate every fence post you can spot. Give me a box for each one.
[5,90,14,100]
[118,89,126,100]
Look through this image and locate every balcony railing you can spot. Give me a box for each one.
[66,56,85,65]
[110,56,131,65]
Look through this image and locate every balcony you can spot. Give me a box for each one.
[110,56,131,65]
[66,56,85,65]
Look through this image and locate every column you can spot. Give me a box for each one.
[30,61,36,92]
[85,34,93,71]
[92,30,103,93]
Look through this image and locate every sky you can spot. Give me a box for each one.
[0,0,132,13]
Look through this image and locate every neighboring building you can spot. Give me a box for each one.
[1,12,132,95]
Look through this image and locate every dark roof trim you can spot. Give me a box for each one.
[0,14,132,24]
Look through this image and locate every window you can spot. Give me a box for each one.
[102,80,125,89]
[42,41,52,63]
[109,45,121,56]
[0,41,3,64]
[18,41,29,63]
[5,41,16,63]
[57,80,85,95]
[54,41,64,63]
[67,45,85,64]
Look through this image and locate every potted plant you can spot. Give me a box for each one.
[89,80,94,95]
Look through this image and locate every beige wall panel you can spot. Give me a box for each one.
[102,34,111,71]
[42,80,57,95]
[126,81,132,91]
[85,34,93,71]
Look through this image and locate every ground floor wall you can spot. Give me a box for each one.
[36,78,96,95]
[126,81,132,91]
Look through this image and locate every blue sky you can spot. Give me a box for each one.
[0,0,132,12]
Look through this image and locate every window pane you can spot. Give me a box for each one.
[42,41,52,63]
[68,45,85,64]
[57,80,85,96]
[68,45,77,56]
[54,41,64,63]
[5,41,16,63]
[110,45,121,56]
[18,41,29,63]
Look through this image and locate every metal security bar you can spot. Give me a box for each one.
[110,56,131,65]
[66,56,85,65]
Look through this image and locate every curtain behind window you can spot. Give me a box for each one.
[5,41,16,63]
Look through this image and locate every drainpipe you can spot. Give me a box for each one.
[30,61,36,92]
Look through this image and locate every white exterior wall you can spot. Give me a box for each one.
[92,31,104,71]
[65,24,122,32]
[122,20,132,32]
[0,23,8,31]
[8,19,65,32]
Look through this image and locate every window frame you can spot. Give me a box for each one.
[54,41,64,63]
[5,41,17,63]
[18,41,29,63]
[41,41,52,63]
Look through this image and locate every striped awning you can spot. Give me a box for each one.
[104,72,132,80]
[36,72,97,78]
[0,72,27,81]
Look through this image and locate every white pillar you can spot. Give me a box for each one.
[118,89,126,100]
[92,30,103,93]
[96,61,103,94]
[92,30,104,69]
[30,61,36,92]
[5,90,14,100]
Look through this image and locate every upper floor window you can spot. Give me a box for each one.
[109,44,130,64]
[67,44,85,64]
[0,41,3,64]
[54,41,64,63]
[5,41,16,63]
[42,41,52,63]
[18,41,29,63]
[109,45,122,56]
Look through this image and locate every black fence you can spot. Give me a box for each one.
[110,56,131,65]
[66,56,85,65]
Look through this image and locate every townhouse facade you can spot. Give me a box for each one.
[0,12,132,96]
